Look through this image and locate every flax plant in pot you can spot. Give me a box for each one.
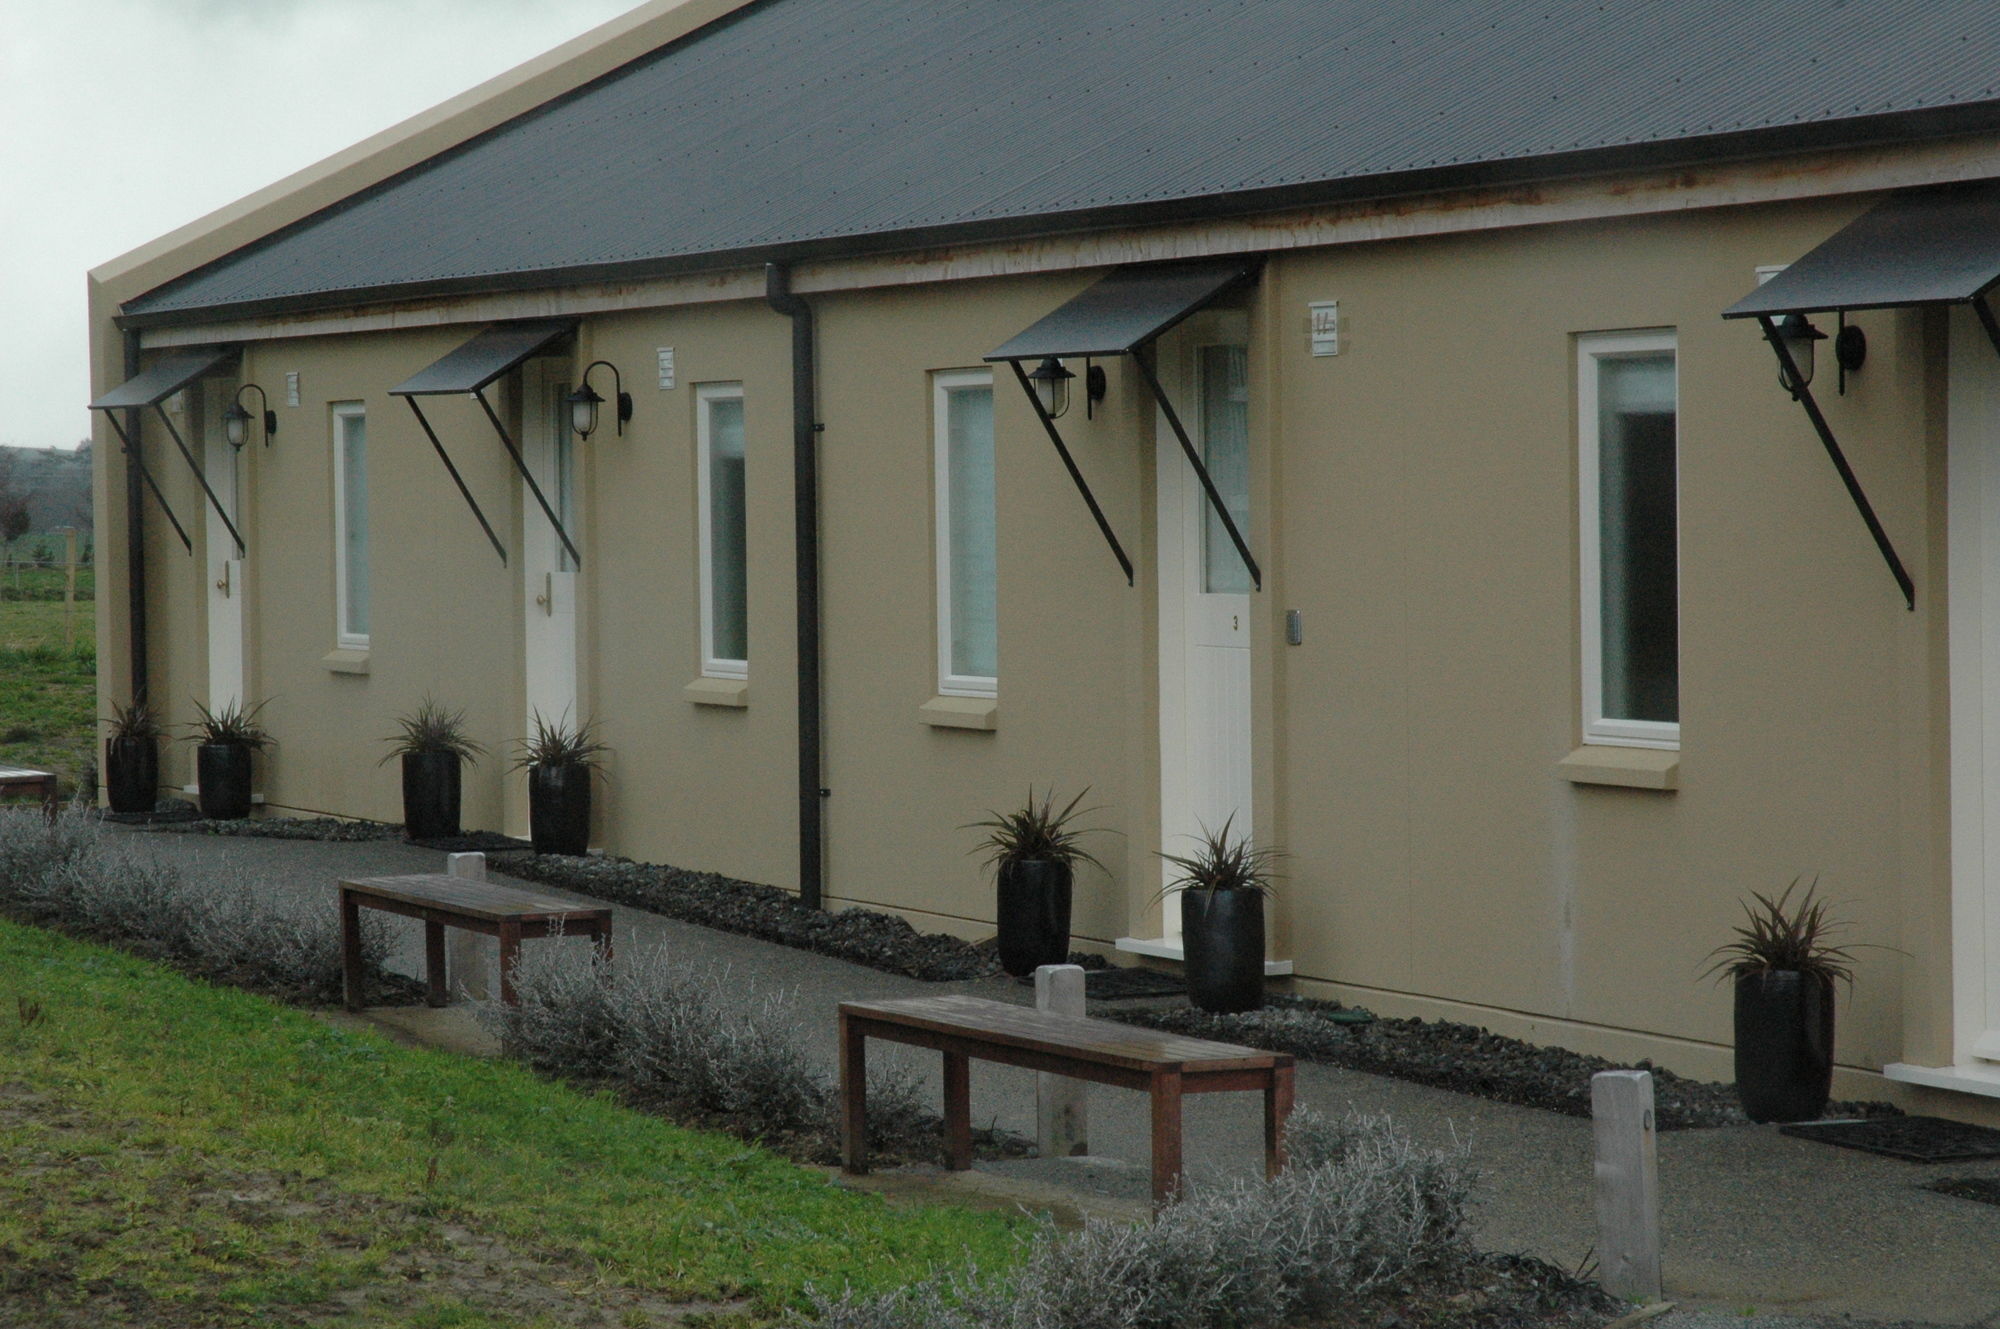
[102,699,163,815]
[380,697,485,841]
[1703,878,1859,1124]
[965,787,1104,977]
[1161,816,1282,1014]
[512,711,608,856]
[185,697,270,820]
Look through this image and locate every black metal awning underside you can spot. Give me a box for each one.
[986,260,1260,589]
[87,344,242,558]
[390,319,579,568]
[1720,182,2000,612]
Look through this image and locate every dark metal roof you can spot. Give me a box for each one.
[986,261,1254,361]
[1725,182,2000,319]
[88,346,237,409]
[390,320,577,396]
[127,0,2000,324]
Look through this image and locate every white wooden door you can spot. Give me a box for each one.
[521,359,580,736]
[1156,314,1254,938]
[200,381,246,712]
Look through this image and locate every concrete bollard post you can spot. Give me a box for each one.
[1035,964,1088,1158]
[1592,1069,1662,1303]
[446,852,490,1001]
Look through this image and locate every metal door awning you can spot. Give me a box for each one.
[88,344,241,557]
[390,319,578,568]
[987,260,1260,588]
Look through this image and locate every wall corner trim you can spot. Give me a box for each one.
[1558,746,1679,791]
[684,676,749,708]
[920,695,998,730]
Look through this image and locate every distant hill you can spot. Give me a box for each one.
[0,444,92,549]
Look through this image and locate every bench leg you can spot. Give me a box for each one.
[943,1051,973,1171]
[340,889,365,1012]
[39,776,57,825]
[497,919,523,1006]
[592,916,614,970]
[423,921,449,1007]
[1150,1069,1184,1210]
[839,1012,868,1174]
[1264,1063,1294,1180]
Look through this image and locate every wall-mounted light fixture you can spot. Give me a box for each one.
[566,360,633,439]
[1774,313,1827,398]
[221,383,276,450]
[1026,356,1075,419]
[1835,315,1867,396]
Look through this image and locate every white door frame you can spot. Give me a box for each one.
[200,380,246,713]
[520,358,582,763]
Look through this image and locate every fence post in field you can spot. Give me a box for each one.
[61,528,77,650]
[1592,1069,1663,1302]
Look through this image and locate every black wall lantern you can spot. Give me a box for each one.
[221,383,276,450]
[1025,356,1109,421]
[566,360,633,439]
[1775,313,1827,398]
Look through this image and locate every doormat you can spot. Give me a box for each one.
[1008,966,1185,1000]
[1780,1116,2000,1163]
[408,831,535,854]
[1925,1176,2000,1205]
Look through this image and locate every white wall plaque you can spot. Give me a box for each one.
[1309,301,1339,356]
[657,346,676,390]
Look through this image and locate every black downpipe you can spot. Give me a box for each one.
[122,328,149,707]
[766,263,824,910]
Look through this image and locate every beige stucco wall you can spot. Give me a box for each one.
[90,188,1957,1099]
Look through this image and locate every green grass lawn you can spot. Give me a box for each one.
[0,917,1023,1326]
[0,587,97,799]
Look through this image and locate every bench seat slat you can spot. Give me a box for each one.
[339,873,602,923]
[839,995,1288,1075]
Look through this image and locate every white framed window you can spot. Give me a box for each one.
[697,383,748,678]
[331,401,370,649]
[1579,331,1679,748]
[934,368,997,696]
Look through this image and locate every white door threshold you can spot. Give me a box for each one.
[1884,1061,2000,1099]
[1114,935,1294,976]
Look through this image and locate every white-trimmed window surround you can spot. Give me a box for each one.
[332,401,370,651]
[1578,330,1679,749]
[934,368,997,699]
[697,383,748,680]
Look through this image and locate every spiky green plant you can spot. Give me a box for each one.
[378,695,485,765]
[1158,814,1283,898]
[184,697,271,750]
[1702,877,1858,990]
[511,710,610,772]
[102,699,163,741]
[963,787,1105,872]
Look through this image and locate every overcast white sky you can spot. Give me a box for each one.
[1,0,639,451]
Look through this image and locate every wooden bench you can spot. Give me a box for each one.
[339,872,612,1010]
[839,994,1294,1208]
[0,766,58,823]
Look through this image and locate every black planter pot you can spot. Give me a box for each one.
[104,736,158,815]
[401,751,462,840]
[1182,888,1266,1013]
[528,762,592,855]
[996,858,1074,977]
[196,742,254,820]
[1733,969,1835,1124]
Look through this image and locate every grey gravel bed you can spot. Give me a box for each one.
[151,815,1898,1130]
[1110,997,1902,1131]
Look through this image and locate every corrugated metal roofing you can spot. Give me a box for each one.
[986,261,1255,361]
[126,0,2000,323]
[1724,182,2000,318]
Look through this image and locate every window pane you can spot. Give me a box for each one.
[341,411,370,639]
[707,396,748,664]
[1200,344,1252,595]
[1597,353,1677,723]
[947,384,997,680]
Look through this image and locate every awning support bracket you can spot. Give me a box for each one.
[1757,314,1914,611]
[1005,359,1135,586]
[403,397,509,566]
[98,410,193,555]
[1132,348,1262,591]
[151,402,245,559]
[474,388,582,570]
[1973,293,2000,366]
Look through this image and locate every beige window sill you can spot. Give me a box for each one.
[920,695,997,730]
[685,676,749,708]
[323,648,370,675]
[1559,745,1678,791]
